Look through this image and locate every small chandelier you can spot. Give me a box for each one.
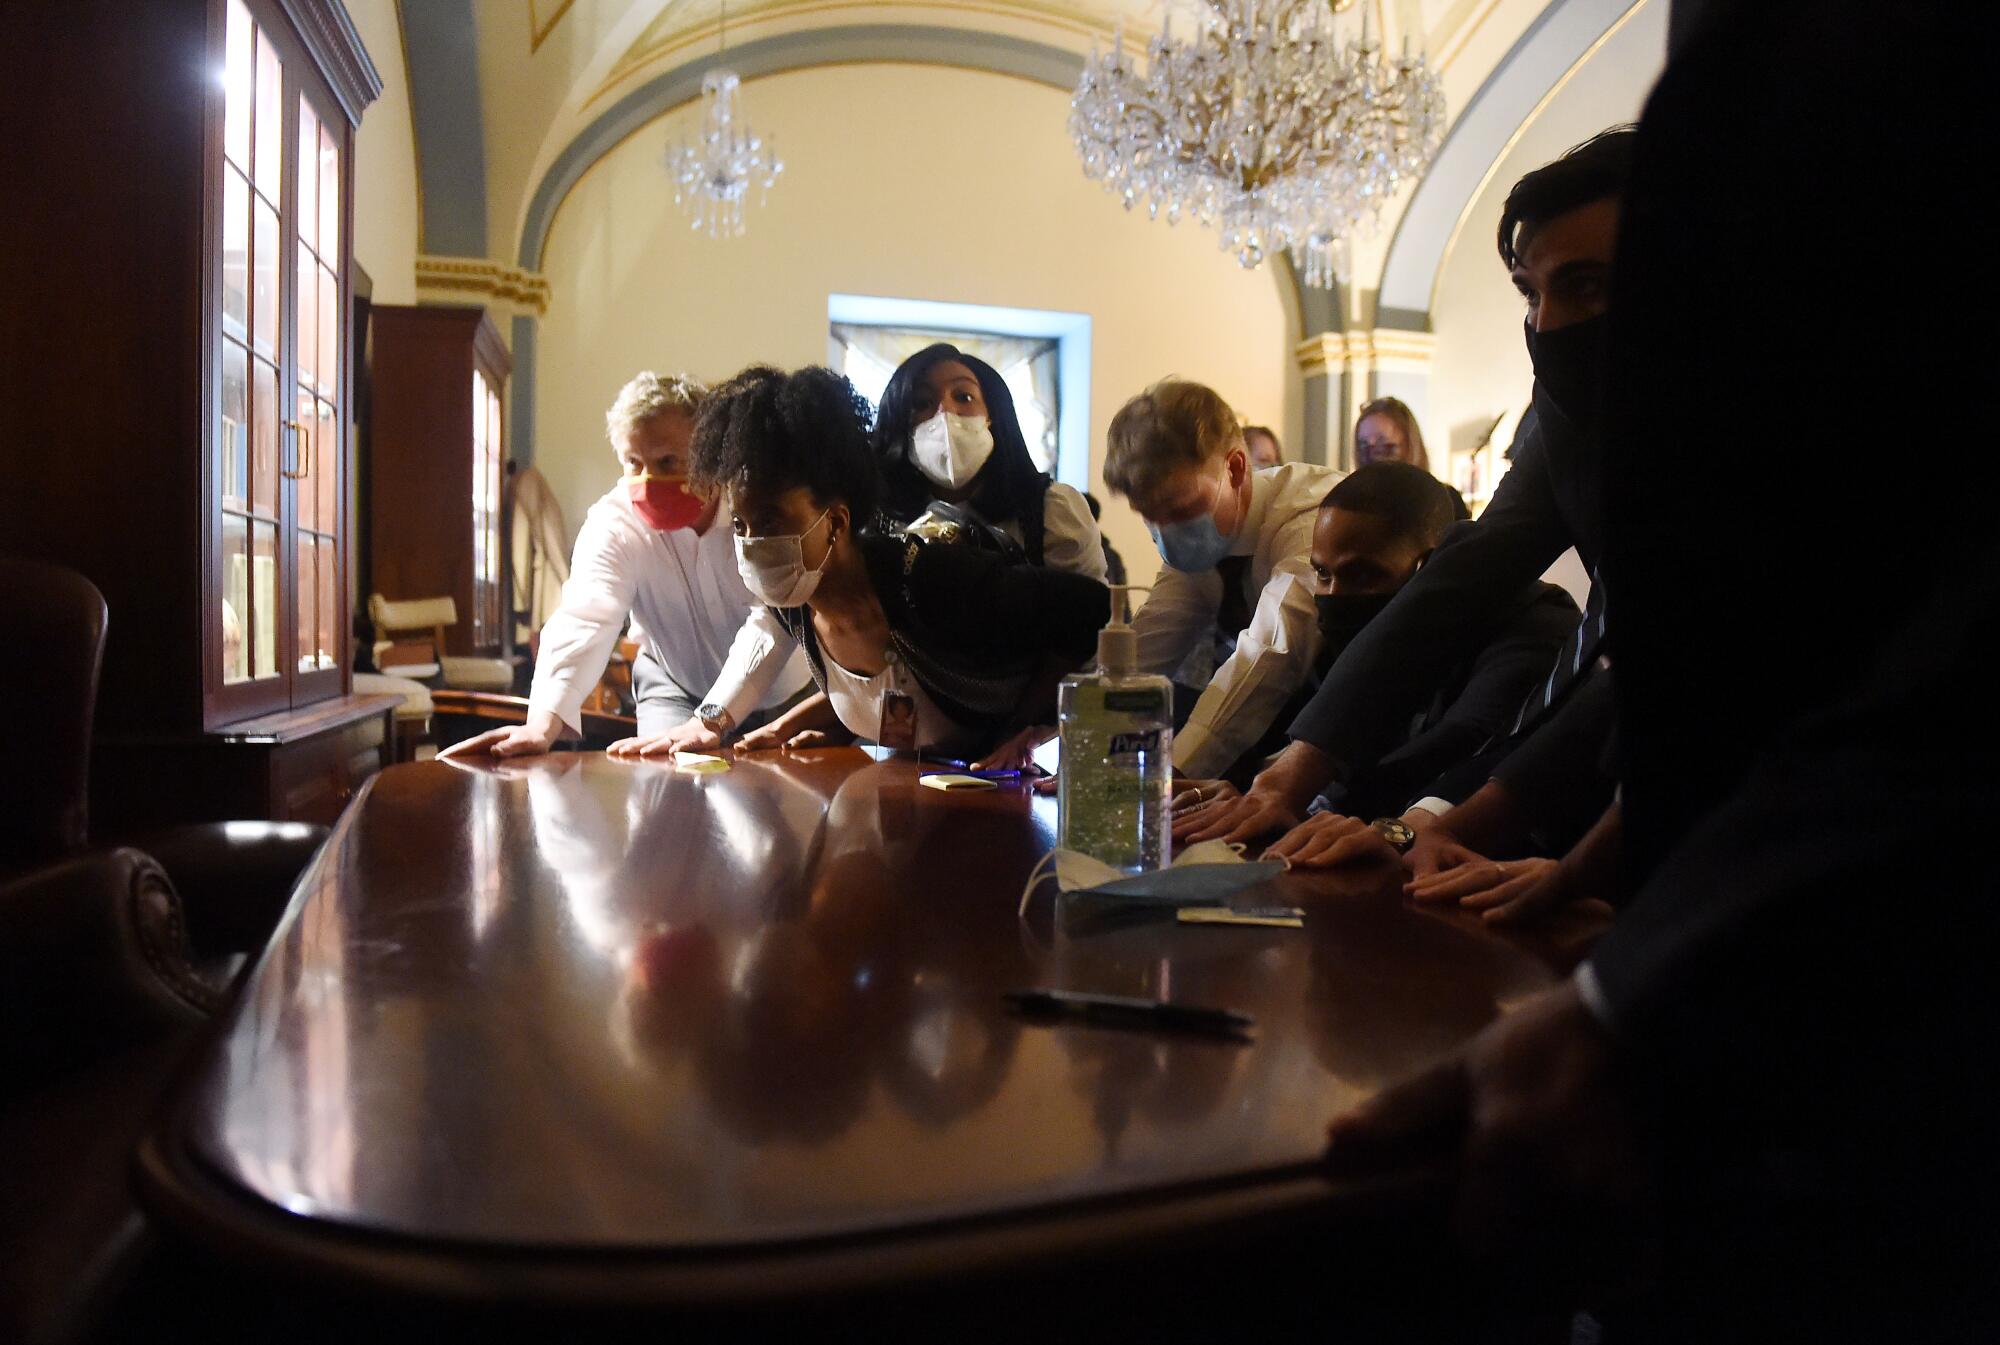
[666,2,781,238]
[1069,0,1445,288]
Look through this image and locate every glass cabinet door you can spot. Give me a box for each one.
[295,94,343,682]
[219,0,285,693]
[212,0,348,722]
[471,368,503,650]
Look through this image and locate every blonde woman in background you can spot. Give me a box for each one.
[1353,397,1432,472]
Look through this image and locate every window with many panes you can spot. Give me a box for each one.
[215,0,348,719]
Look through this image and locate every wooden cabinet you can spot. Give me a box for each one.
[368,307,513,658]
[0,0,384,832]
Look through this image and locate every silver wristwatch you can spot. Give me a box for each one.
[696,702,735,736]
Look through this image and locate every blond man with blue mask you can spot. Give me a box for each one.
[1103,380,1340,783]
[443,371,809,760]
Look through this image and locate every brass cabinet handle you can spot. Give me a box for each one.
[282,419,312,480]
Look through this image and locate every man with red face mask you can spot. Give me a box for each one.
[444,371,809,759]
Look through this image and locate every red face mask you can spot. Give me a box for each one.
[625,473,706,531]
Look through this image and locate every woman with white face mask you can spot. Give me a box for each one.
[690,365,1109,768]
[872,344,1107,583]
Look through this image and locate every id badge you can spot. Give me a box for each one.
[879,689,918,751]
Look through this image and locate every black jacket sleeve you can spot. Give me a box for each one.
[1489,667,1618,855]
[1344,584,1576,812]
[899,541,1109,667]
[1287,418,1579,777]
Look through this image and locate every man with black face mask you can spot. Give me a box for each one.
[1178,464,1577,822]
[1177,128,1632,855]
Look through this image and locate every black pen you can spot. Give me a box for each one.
[1003,989,1253,1039]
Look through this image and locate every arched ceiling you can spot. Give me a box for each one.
[402,0,1624,325]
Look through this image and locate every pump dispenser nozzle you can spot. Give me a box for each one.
[1097,584,1149,678]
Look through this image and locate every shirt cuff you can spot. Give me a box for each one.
[1406,795,1454,818]
[1172,720,1220,778]
[1573,960,1618,1036]
[526,685,585,740]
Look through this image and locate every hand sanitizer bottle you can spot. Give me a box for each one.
[1058,585,1173,873]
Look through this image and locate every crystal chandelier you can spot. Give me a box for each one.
[1069,0,1445,288]
[667,3,781,238]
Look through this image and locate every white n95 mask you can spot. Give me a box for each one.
[910,409,995,491]
[735,506,833,607]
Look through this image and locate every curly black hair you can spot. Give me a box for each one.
[871,343,1050,550]
[689,365,879,523]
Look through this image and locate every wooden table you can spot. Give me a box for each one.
[137,749,1604,1322]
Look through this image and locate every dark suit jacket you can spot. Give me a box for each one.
[1579,0,1998,1332]
[1316,581,1580,820]
[1287,396,1606,779]
[1418,661,1619,858]
[772,533,1108,749]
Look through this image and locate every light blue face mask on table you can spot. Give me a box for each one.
[1017,840,1290,921]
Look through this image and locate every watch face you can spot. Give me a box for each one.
[1372,818,1415,852]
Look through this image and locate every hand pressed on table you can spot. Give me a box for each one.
[1405,825,1491,881]
[1262,812,1399,868]
[606,716,722,760]
[1172,741,1333,847]
[1170,778,1238,812]
[438,709,565,760]
[970,725,1054,773]
[1406,855,1579,926]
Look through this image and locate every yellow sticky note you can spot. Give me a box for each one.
[675,753,730,773]
[920,773,998,792]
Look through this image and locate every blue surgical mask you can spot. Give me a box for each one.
[1148,472,1237,572]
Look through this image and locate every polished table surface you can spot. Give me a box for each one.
[145,749,1604,1283]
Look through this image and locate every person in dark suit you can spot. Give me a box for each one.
[1175,463,1580,827]
[1175,128,1634,852]
[1319,1,1998,1337]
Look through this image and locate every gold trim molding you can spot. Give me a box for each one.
[415,255,553,317]
[1294,328,1438,376]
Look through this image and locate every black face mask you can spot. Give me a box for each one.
[1315,591,1395,672]
[1524,312,1610,439]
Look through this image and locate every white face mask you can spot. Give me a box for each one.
[909,409,995,491]
[734,506,834,608]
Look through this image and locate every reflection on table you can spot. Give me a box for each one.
[159,748,1605,1258]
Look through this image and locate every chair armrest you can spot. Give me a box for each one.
[122,822,327,960]
[0,848,216,1083]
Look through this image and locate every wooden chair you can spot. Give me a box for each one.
[366,593,514,692]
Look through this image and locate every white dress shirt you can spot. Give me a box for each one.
[993,481,1107,582]
[1132,461,1341,778]
[527,487,808,735]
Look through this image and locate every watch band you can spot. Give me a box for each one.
[1369,816,1416,854]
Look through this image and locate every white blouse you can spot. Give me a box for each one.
[994,481,1108,582]
[819,647,972,752]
